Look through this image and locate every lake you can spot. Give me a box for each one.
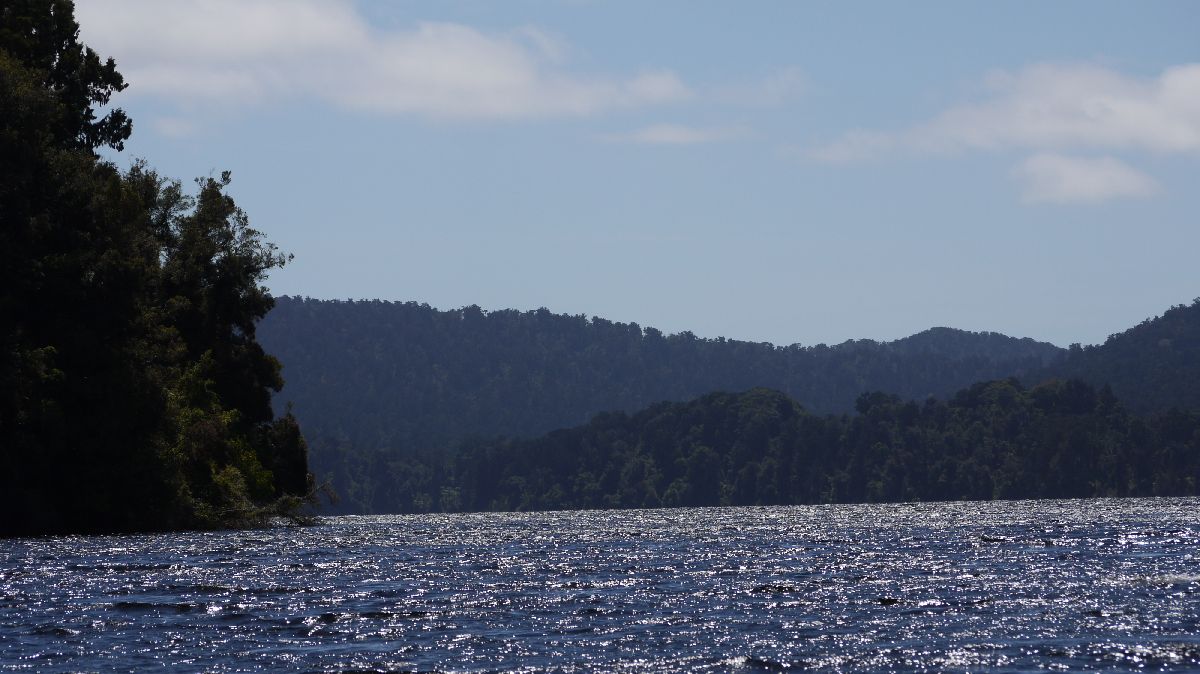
[2,499,1199,672]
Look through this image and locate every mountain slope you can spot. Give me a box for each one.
[1044,299,1200,414]
[260,296,1062,449]
[258,297,1066,511]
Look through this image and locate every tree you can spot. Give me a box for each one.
[0,0,130,152]
[0,0,312,535]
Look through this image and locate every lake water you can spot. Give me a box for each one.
[2,499,1199,672]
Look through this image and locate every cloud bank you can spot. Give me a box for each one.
[813,63,1200,202]
[74,0,690,121]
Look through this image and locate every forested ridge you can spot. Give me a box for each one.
[260,297,1063,511]
[1048,299,1200,415]
[0,1,311,535]
[357,381,1200,513]
[261,298,1062,446]
[261,298,1200,515]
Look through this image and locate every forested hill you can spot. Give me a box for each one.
[259,296,1063,455]
[1044,299,1200,415]
[355,381,1200,513]
[889,327,1061,361]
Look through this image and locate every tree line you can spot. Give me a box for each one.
[341,379,1199,514]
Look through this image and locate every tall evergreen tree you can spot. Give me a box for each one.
[0,0,311,535]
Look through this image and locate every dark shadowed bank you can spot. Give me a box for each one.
[0,0,313,536]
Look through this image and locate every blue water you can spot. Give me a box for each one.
[2,499,1199,672]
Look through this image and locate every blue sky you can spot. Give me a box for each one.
[77,1,1199,347]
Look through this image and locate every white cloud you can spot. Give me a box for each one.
[913,64,1200,154]
[813,63,1200,159]
[1015,153,1160,204]
[714,66,807,106]
[74,0,690,121]
[512,25,570,64]
[809,62,1199,202]
[605,124,751,145]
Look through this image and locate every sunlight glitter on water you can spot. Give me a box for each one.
[2,498,1199,672]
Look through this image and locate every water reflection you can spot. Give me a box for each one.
[1,499,1199,672]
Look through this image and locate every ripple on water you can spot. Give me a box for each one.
[1,498,1199,672]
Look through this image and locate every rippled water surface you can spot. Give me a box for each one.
[3,499,1200,672]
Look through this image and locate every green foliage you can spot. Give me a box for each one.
[259,298,1062,512]
[1044,299,1200,415]
[261,296,1200,516]
[0,0,131,151]
[0,2,311,535]
[388,381,1200,513]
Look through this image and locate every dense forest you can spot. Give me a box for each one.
[259,297,1063,506]
[343,380,1200,514]
[261,298,1200,514]
[1048,299,1200,415]
[0,1,311,535]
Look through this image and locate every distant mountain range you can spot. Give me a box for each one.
[258,296,1200,513]
[259,297,1063,444]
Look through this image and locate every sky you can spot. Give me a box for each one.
[75,0,1200,347]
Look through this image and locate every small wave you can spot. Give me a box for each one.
[349,609,431,622]
[31,624,80,637]
[68,562,176,572]
[108,600,206,614]
[111,601,160,612]
[751,584,801,595]
[1097,641,1200,666]
[1139,574,1200,586]
[722,654,803,671]
[326,662,444,666]
[358,610,397,620]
